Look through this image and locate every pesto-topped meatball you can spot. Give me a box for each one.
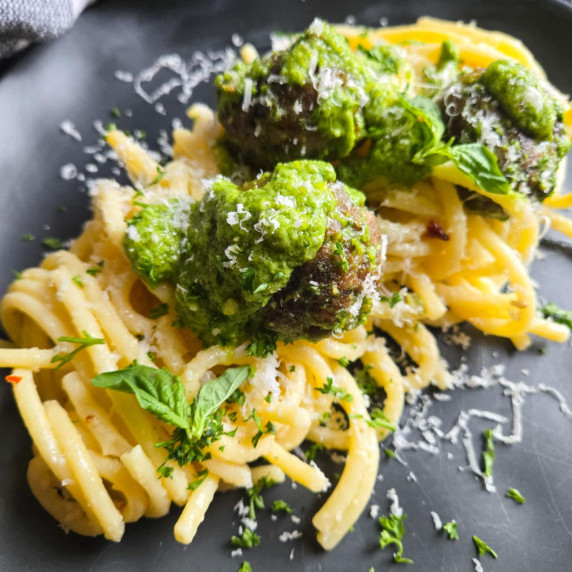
[260,182,382,341]
[124,161,383,354]
[438,60,570,201]
[215,19,405,170]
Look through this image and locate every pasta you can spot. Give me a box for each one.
[1,17,572,553]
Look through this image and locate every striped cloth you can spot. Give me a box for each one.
[0,0,94,58]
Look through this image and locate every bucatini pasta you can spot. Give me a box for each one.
[1,17,572,552]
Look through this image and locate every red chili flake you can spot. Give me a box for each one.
[424,220,450,241]
[5,375,22,385]
[85,415,94,422]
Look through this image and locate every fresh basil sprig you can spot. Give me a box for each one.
[92,363,250,476]
[441,143,510,195]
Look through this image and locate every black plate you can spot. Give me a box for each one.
[1,1,572,570]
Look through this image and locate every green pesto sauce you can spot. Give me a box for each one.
[123,198,192,288]
[216,20,400,167]
[338,95,445,188]
[482,59,558,139]
[175,161,340,347]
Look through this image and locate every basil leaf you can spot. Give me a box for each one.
[93,364,190,429]
[402,95,445,152]
[190,365,250,437]
[445,143,510,194]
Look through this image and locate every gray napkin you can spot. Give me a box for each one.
[0,0,94,58]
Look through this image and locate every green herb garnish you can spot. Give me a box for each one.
[248,409,276,448]
[442,520,458,540]
[378,513,413,564]
[187,468,209,490]
[366,408,396,432]
[473,535,498,558]
[541,302,572,332]
[271,500,292,514]
[86,261,104,276]
[237,563,252,572]
[506,488,526,504]
[304,442,324,461]
[72,275,84,288]
[51,331,106,369]
[92,364,250,476]
[482,428,495,478]
[245,475,276,519]
[22,233,35,242]
[43,237,63,251]
[231,528,260,549]
[150,166,166,186]
[317,377,353,402]
[381,291,401,308]
[150,303,169,319]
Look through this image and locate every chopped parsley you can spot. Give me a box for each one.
[318,411,331,427]
[245,476,276,520]
[51,331,106,369]
[227,388,246,406]
[366,408,396,432]
[506,488,526,504]
[248,409,276,447]
[150,303,169,319]
[12,270,22,280]
[237,563,252,572]
[473,535,497,558]
[72,275,84,288]
[271,500,292,514]
[58,205,68,213]
[381,291,402,308]
[150,166,166,186]
[337,356,350,367]
[86,261,104,276]
[111,107,121,118]
[21,233,35,242]
[317,377,353,402]
[541,302,572,332]
[247,332,278,358]
[442,520,458,540]
[482,428,495,478]
[378,512,413,564]
[231,528,260,549]
[304,442,324,461]
[355,365,377,396]
[187,468,209,490]
[42,237,63,251]
[384,448,397,459]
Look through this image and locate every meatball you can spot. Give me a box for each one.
[215,20,401,170]
[438,63,570,202]
[173,160,383,352]
[260,183,382,341]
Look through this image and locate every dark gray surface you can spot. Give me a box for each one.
[1,0,572,570]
